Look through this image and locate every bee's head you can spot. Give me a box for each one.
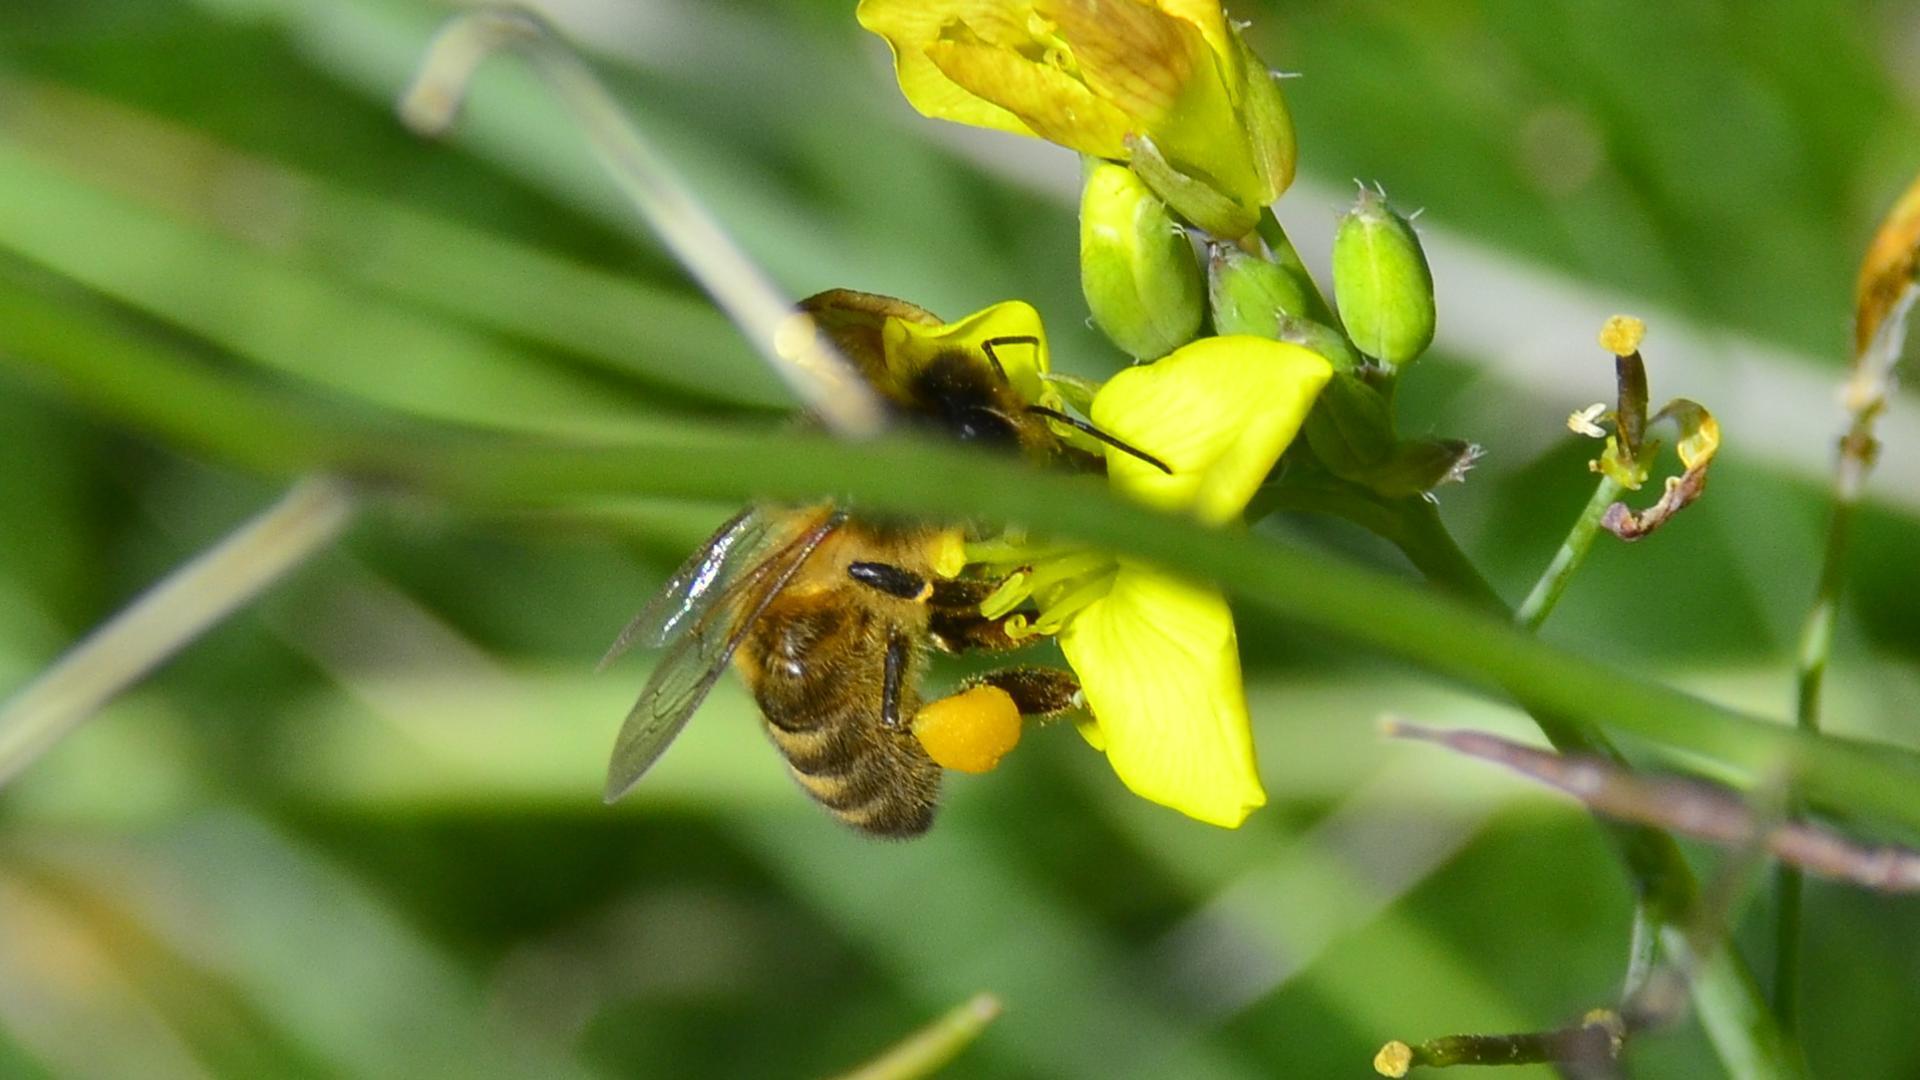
[908,350,1023,451]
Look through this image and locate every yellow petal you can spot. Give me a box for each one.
[1058,567,1264,827]
[856,0,1043,138]
[882,299,1053,405]
[1091,336,1331,522]
[925,40,1134,157]
[1151,0,1235,73]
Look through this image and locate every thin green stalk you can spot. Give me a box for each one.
[1773,280,1914,1033]
[7,284,1920,848]
[1515,474,1626,632]
[1383,495,1794,1077]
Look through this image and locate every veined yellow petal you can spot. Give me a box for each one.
[1091,336,1331,522]
[857,0,1042,138]
[926,40,1133,158]
[1151,0,1236,72]
[1058,567,1264,827]
[883,299,1053,404]
[1039,0,1195,124]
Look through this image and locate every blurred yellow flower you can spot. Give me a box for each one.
[977,336,1331,827]
[857,0,1295,232]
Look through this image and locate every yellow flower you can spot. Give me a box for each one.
[975,336,1332,827]
[856,0,1295,234]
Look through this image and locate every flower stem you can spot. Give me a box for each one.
[1379,494,1797,1078]
[1515,474,1625,632]
[1773,280,1913,1034]
[1374,1012,1623,1076]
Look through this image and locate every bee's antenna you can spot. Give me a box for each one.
[1026,406,1173,475]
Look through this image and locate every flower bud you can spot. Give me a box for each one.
[1080,161,1204,360]
[1331,188,1436,366]
[1207,246,1310,340]
[1274,315,1361,374]
[1302,371,1395,480]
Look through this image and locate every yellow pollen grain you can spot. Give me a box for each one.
[913,686,1022,773]
[1372,1041,1413,1078]
[1598,314,1645,357]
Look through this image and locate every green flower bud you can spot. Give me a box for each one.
[1303,371,1395,480]
[1125,134,1261,241]
[1274,315,1361,374]
[1207,246,1310,340]
[1079,160,1204,360]
[1364,438,1482,497]
[1331,188,1436,366]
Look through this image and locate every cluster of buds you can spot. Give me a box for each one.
[851,0,1482,826]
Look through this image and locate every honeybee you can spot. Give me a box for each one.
[601,291,1169,836]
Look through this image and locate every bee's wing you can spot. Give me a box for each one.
[603,510,845,803]
[600,507,776,668]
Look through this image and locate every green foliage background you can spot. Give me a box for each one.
[1,0,1918,1076]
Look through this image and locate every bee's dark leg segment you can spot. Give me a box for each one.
[927,578,997,609]
[928,608,1026,654]
[966,666,1081,718]
[881,631,910,730]
[979,335,1039,384]
[848,561,932,602]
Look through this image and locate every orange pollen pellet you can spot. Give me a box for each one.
[911,686,1022,774]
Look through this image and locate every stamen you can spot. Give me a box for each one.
[1022,550,1114,601]
[1033,572,1114,635]
[979,570,1033,620]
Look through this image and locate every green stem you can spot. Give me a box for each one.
[1515,474,1625,632]
[1774,405,1874,1034]
[1381,495,1796,1078]
[5,285,1920,853]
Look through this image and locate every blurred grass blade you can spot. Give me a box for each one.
[400,6,884,437]
[0,477,354,787]
[0,133,654,438]
[831,992,1002,1080]
[0,75,781,409]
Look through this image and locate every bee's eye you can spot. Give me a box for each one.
[952,407,1017,448]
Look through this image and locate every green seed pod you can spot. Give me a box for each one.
[1331,188,1436,366]
[1274,315,1362,374]
[1079,160,1204,360]
[1207,246,1311,340]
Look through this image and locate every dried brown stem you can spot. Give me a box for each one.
[1384,721,1920,892]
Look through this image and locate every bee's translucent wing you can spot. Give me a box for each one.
[599,507,777,668]
[603,510,844,803]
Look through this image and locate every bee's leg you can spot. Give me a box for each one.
[881,631,911,731]
[847,561,932,602]
[964,666,1082,720]
[926,578,996,609]
[927,608,1027,654]
[979,335,1040,384]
